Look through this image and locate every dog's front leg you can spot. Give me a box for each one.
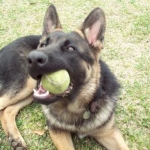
[0,95,33,150]
[93,117,129,150]
[91,115,129,150]
[49,128,75,150]
[94,125,129,150]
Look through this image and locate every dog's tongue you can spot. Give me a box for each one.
[33,84,52,99]
[36,84,46,93]
[33,82,73,100]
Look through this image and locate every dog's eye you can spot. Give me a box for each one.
[40,43,46,48]
[66,46,75,51]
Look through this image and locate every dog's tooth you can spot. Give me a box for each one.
[33,89,38,94]
[41,91,49,97]
[47,90,49,94]
[45,91,49,95]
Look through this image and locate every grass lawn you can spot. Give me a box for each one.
[0,0,150,149]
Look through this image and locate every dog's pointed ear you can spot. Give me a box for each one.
[81,7,106,48]
[42,5,62,39]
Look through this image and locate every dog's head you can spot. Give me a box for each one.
[28,5,106,105]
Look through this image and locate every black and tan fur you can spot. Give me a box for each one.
[0,5,129,150]
[0,35,40,149]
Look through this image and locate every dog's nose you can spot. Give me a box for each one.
[27,50,48,79]
[28,50,48,67]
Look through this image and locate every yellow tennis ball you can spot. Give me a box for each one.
[41,70,70,94]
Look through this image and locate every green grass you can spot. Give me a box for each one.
[0,0,150,149]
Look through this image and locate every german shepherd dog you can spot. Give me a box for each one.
[0,5,129,150]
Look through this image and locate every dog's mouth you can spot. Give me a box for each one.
[33,79,73,104]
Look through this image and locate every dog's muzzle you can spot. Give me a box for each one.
[27,50,49,79]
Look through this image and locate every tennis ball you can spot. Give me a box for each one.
[41,70,70,94]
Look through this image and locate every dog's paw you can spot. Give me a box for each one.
[8,137,27,150]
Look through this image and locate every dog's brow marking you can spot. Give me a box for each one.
[74,30,85,38]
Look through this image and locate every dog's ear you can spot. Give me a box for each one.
[81,7,106,49]
[42,4,62,39]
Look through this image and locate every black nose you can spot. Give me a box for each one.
[27,50,48,79]
[28,50,48,67]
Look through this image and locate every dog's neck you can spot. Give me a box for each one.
[67,62,100,115]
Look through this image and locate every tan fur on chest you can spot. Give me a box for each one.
[42,95,115,133]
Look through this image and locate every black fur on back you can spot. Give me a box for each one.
[0,35,41,96]
[100,60,120,98]
[90,60,120,113]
